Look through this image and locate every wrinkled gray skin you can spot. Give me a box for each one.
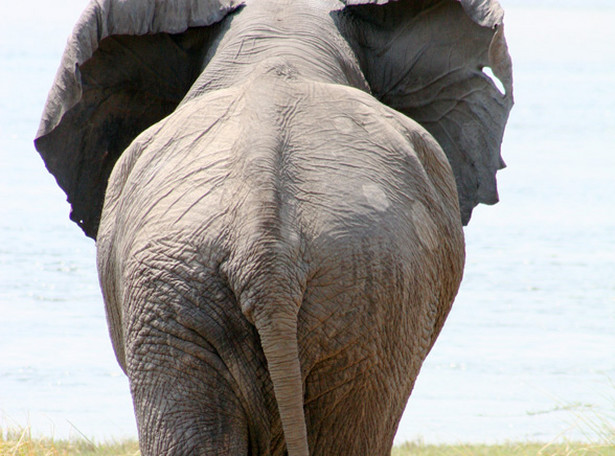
[35,0,513,454]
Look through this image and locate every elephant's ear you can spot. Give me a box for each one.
[343,0,513,225]
[34,0,243,239]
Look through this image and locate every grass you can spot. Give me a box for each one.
[0,428,140,456]
[2,408,613,456]
[392,441,615,455]
[1,431,614,456]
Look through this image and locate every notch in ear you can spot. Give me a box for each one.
[34,0,243,239]
[343,0,513,225]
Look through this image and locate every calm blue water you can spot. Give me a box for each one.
[1,0,614,444]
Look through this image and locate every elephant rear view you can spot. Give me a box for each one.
[35,0,513,455]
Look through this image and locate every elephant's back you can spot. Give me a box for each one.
[105,68,461,247]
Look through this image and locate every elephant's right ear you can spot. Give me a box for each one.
[34,0,243,239]
[342,0,513,225]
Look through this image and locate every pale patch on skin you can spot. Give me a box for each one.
[411,202,439,251]
[362,183,390,212]
[332,116,356,135]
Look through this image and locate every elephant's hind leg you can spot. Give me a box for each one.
[121,253,253,455]
[129,344,251,456]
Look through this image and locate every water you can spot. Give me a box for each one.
[1,0,614,445]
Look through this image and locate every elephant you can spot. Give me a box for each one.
[35,0,513,454]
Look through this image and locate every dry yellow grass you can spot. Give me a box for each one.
[392,441,615,456]
[0,428,140,456]
[2,428,614,455]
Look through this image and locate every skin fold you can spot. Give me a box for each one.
[35,0,513,454]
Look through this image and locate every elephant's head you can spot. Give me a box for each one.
[35,0,512,239]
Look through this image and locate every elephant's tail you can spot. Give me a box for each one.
[246,289,309,456]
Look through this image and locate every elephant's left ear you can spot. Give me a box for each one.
[342,0,513,225]
[35,0,243,239]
